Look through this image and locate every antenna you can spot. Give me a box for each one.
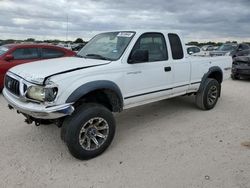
[66,0,69,41]
[66,14,68,41]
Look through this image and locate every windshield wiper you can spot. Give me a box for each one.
[84,54,111,60]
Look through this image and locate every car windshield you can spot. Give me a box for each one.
[218,44,237,51]
[77,31,135,61]
[0,46,10,56]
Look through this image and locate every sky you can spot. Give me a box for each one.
[0,0,250,42]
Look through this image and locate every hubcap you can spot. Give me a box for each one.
[207,85,218,106]
[79,117,109,151]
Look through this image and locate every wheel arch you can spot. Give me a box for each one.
[66,81,124,112]
[201,66,223,84]
[199,66,223,96]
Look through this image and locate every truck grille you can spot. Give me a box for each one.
[5,75,20,96]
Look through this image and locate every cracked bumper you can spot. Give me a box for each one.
[3,88,74,119]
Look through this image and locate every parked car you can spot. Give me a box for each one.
[187,45,217,57]
[57,43,72,50]
[0,44,76,90]
[233,49,250,58]
[195,45,215,57]
[210,43,237,56]
[212,46,219,50]
[3,30,231,160]
[72,43,87,52]
[210,43,250,57]
[201,45,214,51]
[186,45,201,55]
[231,44,250,58]
[231,49,250,80]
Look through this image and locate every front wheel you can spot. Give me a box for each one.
[195,78,220,110]
[62,103,116,160]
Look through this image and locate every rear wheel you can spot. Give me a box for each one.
[195,78,220,110]
[62,103,115,160]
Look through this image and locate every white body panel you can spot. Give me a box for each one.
[6,30,232,111]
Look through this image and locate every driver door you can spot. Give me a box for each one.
[122,32,174,107]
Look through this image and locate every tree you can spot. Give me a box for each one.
[187,41,199,46]
[74,38,84,43]
[26,38,35,42]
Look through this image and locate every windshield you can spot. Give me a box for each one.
[77,31,135,60]
[218,44,237,51]
[0,46,10,56]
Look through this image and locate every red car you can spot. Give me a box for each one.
[0,44,76,90]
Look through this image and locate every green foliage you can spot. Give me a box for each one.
[74,38,84,43]
[187,41,224,47]
[25,38,35,42]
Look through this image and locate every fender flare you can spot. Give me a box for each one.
[201,66,223,84]
[199,66,223,96]
[66,80,124,109]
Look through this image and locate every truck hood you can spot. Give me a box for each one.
[234,56,250,63]
[9,57,111,84]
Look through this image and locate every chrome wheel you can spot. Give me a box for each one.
[79,117,109,151]
[207,85,218,106]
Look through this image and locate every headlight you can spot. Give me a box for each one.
[26,85,58,102]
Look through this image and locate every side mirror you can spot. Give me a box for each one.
[4,54,14,61]
[128,49,149,64]
[188,51,194,55]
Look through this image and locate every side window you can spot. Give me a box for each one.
[168,33,184,60]
[129,33,168,63]
[12,48,39,60]
[42,48,65,58]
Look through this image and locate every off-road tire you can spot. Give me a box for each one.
[62,103,116,160]
[195,78,220,110]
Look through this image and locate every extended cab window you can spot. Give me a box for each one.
[168,33,184,60]
[129,33,168,63]
[42,48,65,58]
[12,48,39,60]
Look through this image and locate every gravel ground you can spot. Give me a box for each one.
[0,79,250,188]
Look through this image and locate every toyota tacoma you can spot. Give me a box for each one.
[3,30,232,159]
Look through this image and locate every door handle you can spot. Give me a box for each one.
[164,67,171,72]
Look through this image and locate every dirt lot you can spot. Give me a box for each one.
[0,79,250,188]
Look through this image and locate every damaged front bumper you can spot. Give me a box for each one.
[3,88,74,120]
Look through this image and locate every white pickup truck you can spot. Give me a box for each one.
[3,30,232,160]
